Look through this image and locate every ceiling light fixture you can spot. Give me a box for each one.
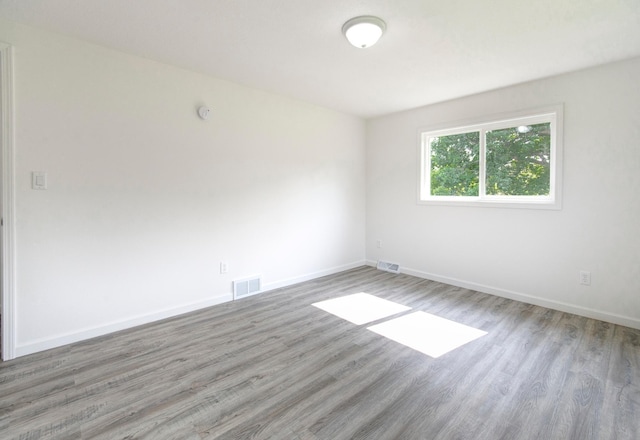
[342,16,386,49]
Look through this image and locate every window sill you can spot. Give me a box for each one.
[417,197,561,210]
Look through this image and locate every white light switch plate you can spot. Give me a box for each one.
[32,171,47,190]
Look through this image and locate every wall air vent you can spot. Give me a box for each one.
[377,261,400,274]
[233,275,262,300]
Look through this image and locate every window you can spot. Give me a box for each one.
[419,106,562,209]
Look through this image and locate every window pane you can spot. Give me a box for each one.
[429,132,479,196]
[485,122,551,196]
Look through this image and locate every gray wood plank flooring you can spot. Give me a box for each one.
[1,266,639,439]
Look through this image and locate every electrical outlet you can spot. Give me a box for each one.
[376,239,383,248]
[579,270,591,286]
[220,262,229,274]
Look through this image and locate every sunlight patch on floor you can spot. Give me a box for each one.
[312,292,411,325]
[367,311,488,358]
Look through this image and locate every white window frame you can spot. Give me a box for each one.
[418,105,563,210]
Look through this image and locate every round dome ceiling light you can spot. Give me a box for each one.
[342,16,386,49]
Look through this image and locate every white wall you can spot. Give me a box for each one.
[0,19,366,357]
[366,57,640,329]
[3,18,637,360]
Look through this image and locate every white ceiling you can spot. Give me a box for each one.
[1,0,639,118]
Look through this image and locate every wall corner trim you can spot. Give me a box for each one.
[1,42,16,361]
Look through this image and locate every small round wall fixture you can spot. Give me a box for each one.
[198,106,211,120]
[342,16,386,48]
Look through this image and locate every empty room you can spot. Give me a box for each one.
[0,1,639,439]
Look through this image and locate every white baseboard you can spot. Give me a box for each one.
[24,257,633,358]
[366,260,640,330]
[14,259,367,358]
[262,260,367,292]
[14,293,233,358]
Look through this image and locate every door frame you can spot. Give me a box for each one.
[1,42,16,361]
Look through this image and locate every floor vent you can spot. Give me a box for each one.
[377,261,401,274]
[233,276,262,300]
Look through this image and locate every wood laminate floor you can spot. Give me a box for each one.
[1,266,639,439]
